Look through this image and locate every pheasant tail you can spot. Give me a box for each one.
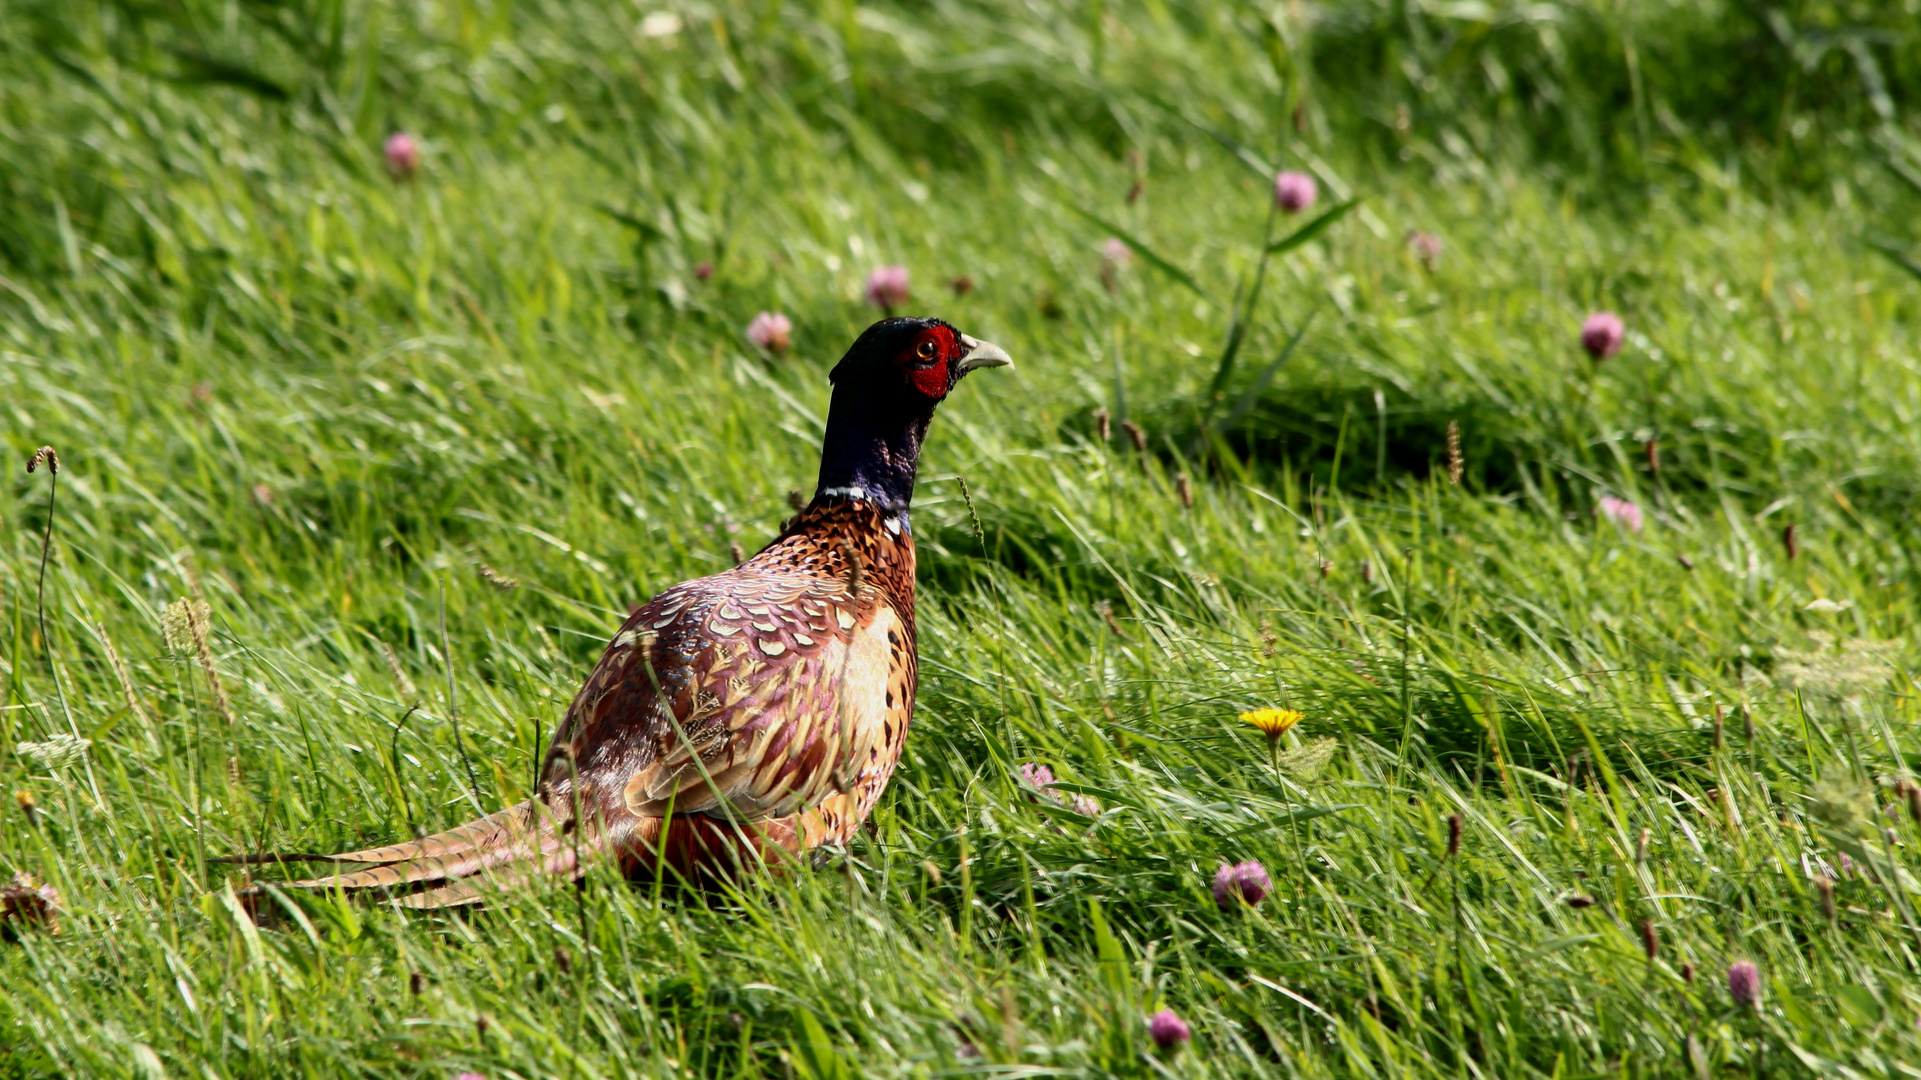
[262,798,614,907]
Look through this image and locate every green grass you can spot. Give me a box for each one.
[7,0,1921,1076]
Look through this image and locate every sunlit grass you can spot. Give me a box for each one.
[5,0,1921,1076]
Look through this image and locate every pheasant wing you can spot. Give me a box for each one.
[549,570,895,825]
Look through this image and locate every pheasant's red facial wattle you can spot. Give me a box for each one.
[898,325,957,399]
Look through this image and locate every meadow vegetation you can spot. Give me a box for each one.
[5,0,1921,1075]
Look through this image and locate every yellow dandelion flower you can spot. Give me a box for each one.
[1238,708,1303,739]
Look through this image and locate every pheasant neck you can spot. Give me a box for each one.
[811,392,934,513]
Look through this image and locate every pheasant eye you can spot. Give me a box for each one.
[916,339,937,361]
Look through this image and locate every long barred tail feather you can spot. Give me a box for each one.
[225,798,819,910]
[232,799,621,908]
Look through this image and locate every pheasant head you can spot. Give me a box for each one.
[815,318,1011,510]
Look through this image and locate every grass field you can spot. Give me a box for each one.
[7,0,1921,1076]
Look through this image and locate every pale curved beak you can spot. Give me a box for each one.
[957,335,1013,373]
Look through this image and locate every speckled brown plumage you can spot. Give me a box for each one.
[252,318,1010,906]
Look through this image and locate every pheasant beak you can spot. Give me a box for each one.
[957,335,1013,373]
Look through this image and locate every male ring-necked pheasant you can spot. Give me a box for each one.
[263,318,1010,906]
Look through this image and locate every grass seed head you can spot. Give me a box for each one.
[161,599,201,654]
[410,970,423,995]
[17,734,91,770]
[25,446,59,474]
[1175,473,1192,508]
[1445,420,1463,485]
[1275,736,1339,779]
[1122,419,1146,451]
[1639,919,1658,961]
[1447,814,1462,857]
[1816,875,1836,922]
[1093,408,1110,443]
[1778,634,1893,698]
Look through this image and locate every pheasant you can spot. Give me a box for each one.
[257,318,1010,906]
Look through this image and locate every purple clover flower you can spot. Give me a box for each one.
[746,311,793,355]
[1146,1009,1190,1051]
[1408,231,1443,268]
[865,265,910,313]
[1017,762,1100,817]
[1727,960,1760,1007]
[1274,171,1317,213]
[1212,860,1271,910]
[1581,311,1625,360]
[1598,495,1643,533]
[384,132,420,181]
